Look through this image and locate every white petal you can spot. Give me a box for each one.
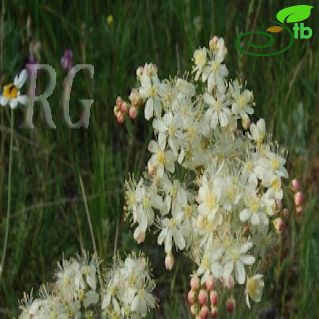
[240,209,251,222]
[235,261,245,284]
[17,95,28,105]
[173,230,185,250]
[145,98,153,120]
[251,213,260,225]
[16,69,28,88]
[240,255,255,265]
[148,140,159,153]
[0,96,8,106]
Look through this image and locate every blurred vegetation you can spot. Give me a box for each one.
[0,0,318,318]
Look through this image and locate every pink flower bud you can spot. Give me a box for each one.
[147,163,155,176]
[129,106,138,119]
[210,305,218,318]
[291,179,300,192]
[226,296,236,314]
[198,289,208,305]
[190,276,200,291]
[116,112,124,124]
[224,274,234,290]
[129,89,141,106]
[273,218,285,234]
[205,275,215,291]
[187,290,196,305]
[199,305,209,319]
[294,191,304,207]
[165,253,174,271]
[133,227,145,244]
[116,96,123,106]
[210,290,218,306]
[120,101,128,114]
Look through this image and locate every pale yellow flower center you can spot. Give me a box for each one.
[205,193,216,209]
[149,85,157,97]
[156,150,166,164]
[211,61,220,72]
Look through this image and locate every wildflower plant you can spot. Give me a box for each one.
[18,252,156,319]
[116,36,294,316]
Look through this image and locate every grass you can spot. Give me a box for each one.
[0,0,318,317]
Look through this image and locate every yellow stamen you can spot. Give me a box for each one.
[3,83,18,99]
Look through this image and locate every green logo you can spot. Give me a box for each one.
[235,5,313,56]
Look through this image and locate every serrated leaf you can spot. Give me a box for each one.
[266,26,283,33]
[276,5,313,23]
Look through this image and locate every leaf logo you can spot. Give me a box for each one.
[276,5,313,24]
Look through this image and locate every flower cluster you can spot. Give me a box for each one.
[119,37,292,314]
[18,252,156,319]
[101,252,156,318]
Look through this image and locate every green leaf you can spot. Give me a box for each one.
[276,5,313,23]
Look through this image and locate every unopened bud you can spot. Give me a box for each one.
[113,105,120,116]
[226,296,236,314]
[129,106,138,119]
[205,275,215,291]
[116,96,123,106]
[165,253,174,270]
[198,289,208,305]
[129,89,141,106]
[210,305,218,318]
[120,101,128,114]
[199,305,209,319]
[294,191,304,207]
[210,290,218,306]
[188,290,196,305]
[273,217,285,234]
[133,227,145,244]
[190,276,200,291]
[224,274,234,290]
[147,163,155,176]
[116,112,124,124]
[291,179,300,192]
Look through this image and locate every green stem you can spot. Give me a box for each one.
[0,108,14,281]
[79,174,102,287]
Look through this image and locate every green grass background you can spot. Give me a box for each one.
[0,0,318,318]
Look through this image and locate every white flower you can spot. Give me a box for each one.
[224,241,255,284]
[134,180,163,231]
[157,216,186,253]
[138,64,162,120]
[245,274,264,308]
[202,51,228,93]
[204,92,231,128]
[197,175,219,219]
[193,48,207,81]
[249,119,266,144]
[148,136,176,177]
[230,79,254,118]
[152,112,180,155]
[0,69,28,109]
